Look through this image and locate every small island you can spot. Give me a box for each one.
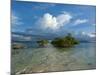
[36,33,79,48]
[51,33,79,47]
[37,39,49,47]
[12,33,79,49]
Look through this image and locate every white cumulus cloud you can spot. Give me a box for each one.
[38,13,58,30]
[11,13,23,26]
[56,12,72,27]
[81,31,96,38]
[87,33,96,38]
[73,19,88,25]
[37,13,72,30]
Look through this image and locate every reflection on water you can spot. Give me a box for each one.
[11,42,96,74]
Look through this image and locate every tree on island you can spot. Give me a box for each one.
[51,33,79,47]
[37,39,49,47]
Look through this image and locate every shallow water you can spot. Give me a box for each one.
[11,42,96,74]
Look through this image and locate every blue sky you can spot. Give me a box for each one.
[11,0,96,37]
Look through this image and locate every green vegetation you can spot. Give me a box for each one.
[37,39,49,47]
[51,33,79,48]
[37,33,79,48]
[12,33,79,49]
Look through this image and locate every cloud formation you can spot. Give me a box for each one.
[37,13,72,30]
[73,19,88,25]
[11,13,23,26]
[33,3,56,10]
[81,31,95,38]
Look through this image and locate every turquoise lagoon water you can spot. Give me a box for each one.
[11,42,96,74]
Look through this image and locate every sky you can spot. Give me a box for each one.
[11,0,96,37]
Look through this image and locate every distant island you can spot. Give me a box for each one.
[36,33,79,48]
[12,33,80,49]
[37,39,49,47]
[51,33,79,48]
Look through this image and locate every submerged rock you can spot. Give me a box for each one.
[12,43,26,49]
